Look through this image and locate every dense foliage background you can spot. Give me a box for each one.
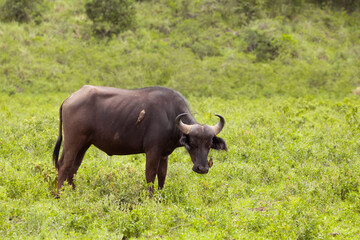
[1,0,360,239]
[1,0,359,98]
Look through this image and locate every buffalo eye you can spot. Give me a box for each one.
[179,135,191,150]
[189,139,197,148]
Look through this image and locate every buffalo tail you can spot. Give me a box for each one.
[52,103,63,170]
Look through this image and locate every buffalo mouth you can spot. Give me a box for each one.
[192,165,209,174]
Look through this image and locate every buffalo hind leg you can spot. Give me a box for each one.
[145,150,162,196]
[66,144,91,189]
[56,150,77,196]
[157,156,168,190]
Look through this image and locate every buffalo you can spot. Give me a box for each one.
[53,85,227,195]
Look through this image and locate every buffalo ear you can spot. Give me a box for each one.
[179,135,191,151]
[211,136,227,151]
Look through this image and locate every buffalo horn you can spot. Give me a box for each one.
[212,114,225,135]
[176,113,193,135]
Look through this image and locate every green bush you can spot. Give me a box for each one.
[243,23,280,62]
[233,0,264,25]
[308,0,360,12]
[265,0,306,18]
[242,19,299,62]
[85,0,136,37]
[0,0,44,23]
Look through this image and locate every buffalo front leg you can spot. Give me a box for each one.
[157,156,168,190]
[145,151,162,196]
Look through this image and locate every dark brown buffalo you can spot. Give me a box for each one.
[53,85,227,194]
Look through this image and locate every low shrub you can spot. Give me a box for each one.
[85,0,136,37]
[0,0,44,23]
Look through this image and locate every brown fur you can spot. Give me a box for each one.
[53,86,227,196]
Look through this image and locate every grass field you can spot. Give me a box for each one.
[2,94,360,239]
[1,0,360,239]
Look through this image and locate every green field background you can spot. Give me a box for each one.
[1,0,360,239]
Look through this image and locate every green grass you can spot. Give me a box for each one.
[2,94,360,239]
[0,0,359,98]
[1,0,360,239]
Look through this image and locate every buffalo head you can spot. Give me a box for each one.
[176,113,227,174]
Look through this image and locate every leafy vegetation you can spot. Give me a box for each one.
[1,0,360,239]
[0,0,359,98]
[0,0,44,23]
[85,0,136,37]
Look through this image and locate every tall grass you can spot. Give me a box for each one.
[1,0,360,239]
[0,0,359,98]
[1,94,360,238]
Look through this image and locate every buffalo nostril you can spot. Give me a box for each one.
[198,166,209,174]
[193,165,209,174]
